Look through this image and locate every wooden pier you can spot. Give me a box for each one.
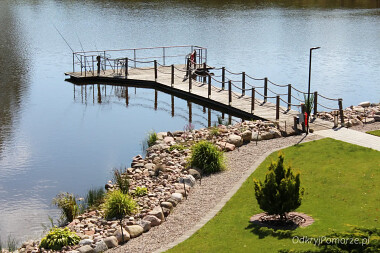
[65,46,343,131]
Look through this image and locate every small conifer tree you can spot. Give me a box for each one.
[253,153,304,220]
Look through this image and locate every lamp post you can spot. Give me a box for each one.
[307,46,320,134]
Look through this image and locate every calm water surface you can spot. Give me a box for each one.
[0,0,379,242]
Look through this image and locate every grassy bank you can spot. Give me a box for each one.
[366,129,380,137]
[167,138,380,253]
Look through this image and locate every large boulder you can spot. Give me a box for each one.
[216,141,235,151]
[103,236,118,249]
[148,206,165,222]
[227,134,243,147]
[113,228,130,243]
[188,168,201,179]
[251,132,262,141]
[136,219,151,232]
[171,192,183,202]
[359,101,370,107]
[94,240,108,253]
[179,175,196,187]
[125,225,144,238]
[79,239,93,246]
[78,245,95,253]
[241,130,252,143]
[261,131,274,140]
[143,215,161,227]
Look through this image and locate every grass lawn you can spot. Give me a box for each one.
[366,129,380,137]
[167,138,380,253]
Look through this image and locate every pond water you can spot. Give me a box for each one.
[0,0,379,243]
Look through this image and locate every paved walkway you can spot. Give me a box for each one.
[315,127,380,151]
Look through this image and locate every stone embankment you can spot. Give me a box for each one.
[16,120,292,253]
[317,101,380,127]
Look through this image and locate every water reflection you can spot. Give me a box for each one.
[71,84,242,128]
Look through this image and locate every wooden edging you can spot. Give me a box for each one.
[154,134,317,253]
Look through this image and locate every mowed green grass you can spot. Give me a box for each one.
[366,129,380,137]
[167,138,380,253]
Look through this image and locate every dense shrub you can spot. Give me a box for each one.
[147,131,158,147]
[85,187,105,209]
[52,192,79,223]
[113,168,130,194]
[103,190,138,219]
[253,153,304,220]
[39,227,80,250]
[188,141,226,175]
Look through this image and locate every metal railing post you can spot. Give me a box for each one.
[125,58,128,78]
[171,64,174,87]
[163,47,166,66]
[189,73,192,92]
[287,84,291,110]
[203,62,206,84]
[264,77,268,103]
[208,75,211,98]
[73,53,75,73]
[92,56,94,76]
[222,67,225,90]
[339,99,344,126]
[276,95,280,121]
[154,60,157,81]
[104,51,106,70]
[97,56,101,76]
[84,56,87,77]
[134,49,136,68]
[251,88,255,113]
[314,91,318,116]
[80,55,83,75]
[242,72,245,96]
[228,80,232,106]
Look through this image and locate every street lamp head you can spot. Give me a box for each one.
[311,47,321,50]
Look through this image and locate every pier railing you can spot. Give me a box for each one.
[70,46,343,125]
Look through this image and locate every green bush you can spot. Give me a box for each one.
[113,168,130,194]
[188,141,226,175]
[147,131,158,147]
[6,234,17,252]
[85,187,105,209]
[52,192,79,223]
[253,153,304,220]
[169,144,186,152]
[39,227,80,251]
[104,190,138,220]
[133,186,148,197]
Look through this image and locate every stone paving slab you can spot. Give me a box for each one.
[315,127,380,151]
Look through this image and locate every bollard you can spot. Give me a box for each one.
[264,77,268,103]
[293,116,299,135]
[338,99,344,126]
[287,84,291,110]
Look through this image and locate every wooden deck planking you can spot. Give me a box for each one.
[66,65,333,130]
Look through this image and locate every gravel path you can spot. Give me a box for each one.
[109,134,322,253]
[350,122,380,133]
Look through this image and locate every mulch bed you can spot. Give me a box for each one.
[249,212,314,230]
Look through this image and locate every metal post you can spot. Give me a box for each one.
[287,84,291,110]
[163,47,166,66]
[264,77,268,102]
[104,51,106,70]
[208,108,211,127]
[189,73,192,92]
[242,72,245,96]
[314,91,318,116]
[222,67,225,90]
[73,53,75,73]
[125,58,128,78]
[97,56,101,76]
[171,95,174,117]
[251,88,255,113]
[92,56,94,76]
[339,99,344,126]
[154,90,158,110]
[228,80,232,106]
[294,116,299,135]
[307,47,320,134]
[84,56,86,77]
[208,75,211,98]
[203,62,206,84]
[154,60,157,81]
[276,95,280,121]
[134,49,136,68]
[171,64,174,87]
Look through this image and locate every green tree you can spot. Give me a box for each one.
[253,153,304,220]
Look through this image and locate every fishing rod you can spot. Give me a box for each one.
[76,33,93,72]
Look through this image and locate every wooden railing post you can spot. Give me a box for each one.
[276,95,280,121]
[242,72,245,96]
[287,84,291,110]
[301,104,306,132]
[154,60,157,81]
[222,67,225,90]
[208,75,211,98]
[97,56,101,76]
[251,88,255,113]
[228,80,232,106]
[264,77,268,103]
[125,57,128,78]
[338,99,344,126]
[171,64,174,87]
[314,91,318,116]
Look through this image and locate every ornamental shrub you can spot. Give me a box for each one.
[188,141,226,175]
[39,227,80,250]
[52,192,79,223]
[113,168,130,194]
[253,153,304,220]
[103,190,137,220]
[133,186,148,197]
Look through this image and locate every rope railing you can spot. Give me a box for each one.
[317,93,340,101]
[225,69,242,75]
[246,74,265,81]
[317,103,339,111]
[267,79,288,88]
